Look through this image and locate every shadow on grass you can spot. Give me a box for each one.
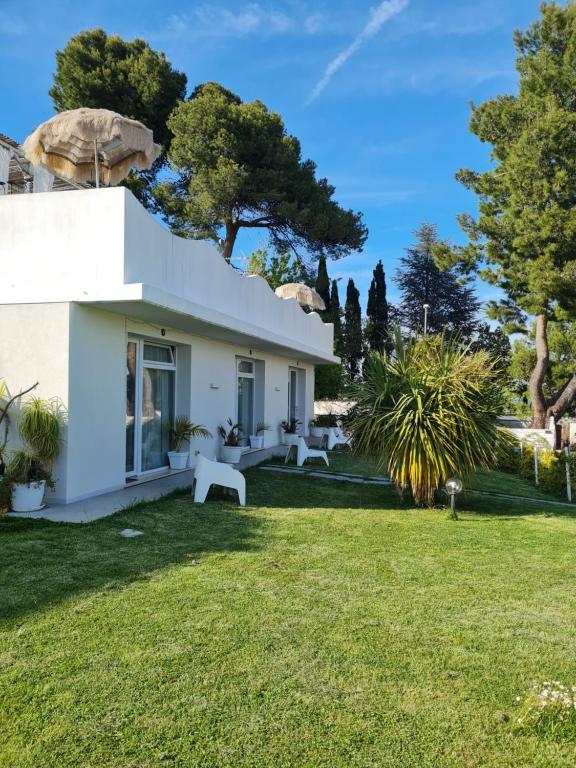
[0,489,266,624]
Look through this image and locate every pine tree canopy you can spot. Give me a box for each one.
[153,82,367,262]
[434,2,576,427]
[50,29,187,208]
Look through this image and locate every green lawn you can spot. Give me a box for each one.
[1,466,576,767]
[282,447,385,478]
[468,468,568,502]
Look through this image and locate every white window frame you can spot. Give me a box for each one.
[126,337,176,478]
[236,357,256,442]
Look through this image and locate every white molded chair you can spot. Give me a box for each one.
[297,437,329,468]
[193,454,246,506]
[327,427,351,451]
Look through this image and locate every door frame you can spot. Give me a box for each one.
[288,367,305,435]
[126,337,176,478]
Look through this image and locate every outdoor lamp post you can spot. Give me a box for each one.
[445,477,463,520]
[423,303,430,335]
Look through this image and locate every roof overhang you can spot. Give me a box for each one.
[79,283,340,366]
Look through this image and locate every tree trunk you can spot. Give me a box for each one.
[529,313,549,428]
[546,371,576,424]
[221,221,239,263]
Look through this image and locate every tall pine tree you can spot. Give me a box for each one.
[366,260,390,353]
[394,224,479,338]
[342,279,363,381]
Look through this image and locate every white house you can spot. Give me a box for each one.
[0,186,338,504]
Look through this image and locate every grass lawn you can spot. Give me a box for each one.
[468,468,569,502]
[2,465,576,767]
[282,448,385,478]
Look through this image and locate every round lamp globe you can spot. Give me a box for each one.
[445,477,463,495]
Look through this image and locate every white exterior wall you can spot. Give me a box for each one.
[1,304,316,503]
[0,303,71,500]
[66,305,126,501]
[124,318,314,467]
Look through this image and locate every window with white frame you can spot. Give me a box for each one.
[236,358,255,442]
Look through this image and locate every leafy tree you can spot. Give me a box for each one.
[395,224,479,338]
[348,332,505,506]
[342,279,363,382]
[366,260,390,353]
[471,322,512,372]
[315,255,331,312]
[246,248,310,290]
[50,29,187,207]
[154,82,367,262]
[435,3,576,427]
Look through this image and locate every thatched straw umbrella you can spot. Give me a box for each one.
[22,108,161,188]
[275,283,326,311]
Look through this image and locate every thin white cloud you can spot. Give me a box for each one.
[306,0,409,104]
[166,4,321,39]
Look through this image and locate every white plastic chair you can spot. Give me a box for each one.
[327,427,351,451]
[193,454,246,506]
[296,437,329,468]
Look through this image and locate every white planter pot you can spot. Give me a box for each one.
[310,427,326,438]
[11,480,46,513]
[168,451,189,470]
[221,445,243,464]
[282,433,300,446]
[249,435,264,449]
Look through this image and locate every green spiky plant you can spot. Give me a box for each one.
[169,417,212,452]
[347,330,507,507]
[217,418,242,447]
[1,397,64,506]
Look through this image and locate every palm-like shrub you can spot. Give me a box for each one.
[348,332,505,506]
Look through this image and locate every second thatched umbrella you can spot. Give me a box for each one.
[22,108,162,188]
[275,283,326,311]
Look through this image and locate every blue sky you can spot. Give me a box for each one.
[0,0,544,312]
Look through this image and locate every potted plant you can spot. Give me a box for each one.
[249,422,270,450]
[6,451,55,512]
[310,413,338,438]
[281,418,301,446]
[218,418,243,463]
[7,397,63,512]
[168,417,212,470]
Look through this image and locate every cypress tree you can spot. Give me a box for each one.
[343,279,363,381]
[366,260,390,353]
[315,254,331,313]
[315,275,343,399]
[330,279,343,356]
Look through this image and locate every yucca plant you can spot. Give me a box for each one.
[348,330,507,506]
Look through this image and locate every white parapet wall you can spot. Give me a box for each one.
[0,187,337,365]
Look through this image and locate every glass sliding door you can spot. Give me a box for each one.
[125,341,137,474]
[141,366,175,471]
[126,338,176,477]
